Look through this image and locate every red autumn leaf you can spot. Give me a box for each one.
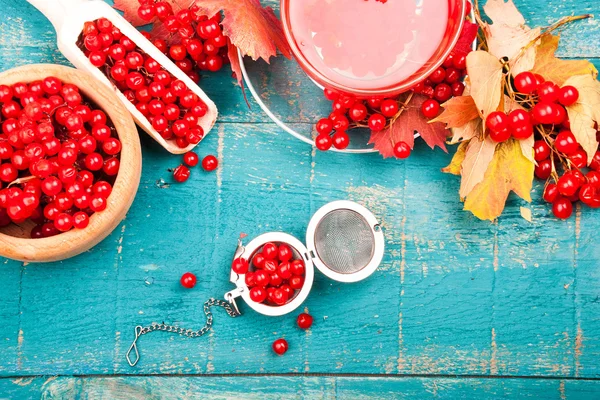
[453,21,478,55]
[227,38,243,86]
[194,0,292,63]
[369,94,448,158]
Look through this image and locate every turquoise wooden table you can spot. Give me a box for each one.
[1,0,600,398]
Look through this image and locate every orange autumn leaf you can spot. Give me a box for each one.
[531,35,598,86]
[194,0,292,63]
[431,96,479,128]
[464,138,534,221]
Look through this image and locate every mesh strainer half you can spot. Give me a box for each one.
[306,200,384,283]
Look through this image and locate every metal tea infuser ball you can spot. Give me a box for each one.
[126,200,385,366]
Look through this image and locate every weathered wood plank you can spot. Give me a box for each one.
[0,0,600,383]
[1,376,600,399]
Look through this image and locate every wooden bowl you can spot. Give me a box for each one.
[0,64,142,262]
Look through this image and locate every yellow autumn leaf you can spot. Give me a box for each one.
[563,74,600,163]
[442,141,468,175]
[531,35,598,86]
[467,51,504,121]
[482,0,541,76]
[460,135,498,199]
[431,96,479,128]
[464,139,534,221]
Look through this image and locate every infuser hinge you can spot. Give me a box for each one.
[224,287,245,315]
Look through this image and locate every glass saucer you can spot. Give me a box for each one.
[238,50,377,153]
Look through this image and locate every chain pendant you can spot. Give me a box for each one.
[126,298,240,367]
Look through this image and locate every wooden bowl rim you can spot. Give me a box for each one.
[0,63,142,262]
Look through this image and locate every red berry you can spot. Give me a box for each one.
[54,213,73,232]
[543,183,559,203]
[315,134,333,151]
[278,262,292,279]
[348,103,368,122]
[569,149,588,169]
[73,211,90,229]
[552,197,573,219]
[557,172,581,197]
[486,112,509,133]
[253,270,270,287]
[537,81,559,103]
[249,287,267,302]
[297,313,313,329]
[433,83,452,102]
[183,151,199,167]
[180,272,197,288]
[290,259,305,276]
[263,242,278,259]
[272,338,288,355]
[173,164,190,182]
[231,258,249,274]
[421,99,440,119]
[380,99,399,118]
[534,159,552,180]
[508,109,533,140]
[253,253,266,269]
[558,86,579,106]
[531,103,555,125]
[368,114,386,132]
[533,140,551,161]
[513,72,537,94]
[555,131,579,155]
[289,275,304,290]
[332,131,350,150]
[270,288,288,305]
[201,155,218,171]
[316,118,333,135]
[393,141,411,159]
[278,244,293,262]
[429,67,446,84]
[89,194,107,212]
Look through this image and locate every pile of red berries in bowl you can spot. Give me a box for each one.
[231,242,307,307]
[0,64,141,262]
[77,18,213,152]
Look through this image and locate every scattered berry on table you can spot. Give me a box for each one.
[272,338,288,355]
[180,272,197,288]
[297,313,313,330]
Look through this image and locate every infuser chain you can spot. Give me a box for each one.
[125,298,240,367]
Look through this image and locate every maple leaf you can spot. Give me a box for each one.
[531,35,598,86]
[459,135,498,199]
[449,117,482,144]
[431,96,479,128]
[442,141,468,175]
[464,138,534,221]
[453,21,479,55]
[368,94,448,158]
[563,74,600,163]
[194,0,292,63]
[467,51,503,120]
[227,38,243,86]
[482,0,541,76]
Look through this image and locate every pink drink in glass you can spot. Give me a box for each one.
[281,0,466,97]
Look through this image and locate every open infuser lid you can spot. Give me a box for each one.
[306,200,384,283]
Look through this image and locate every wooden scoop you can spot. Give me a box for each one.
[27,0,218,154]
